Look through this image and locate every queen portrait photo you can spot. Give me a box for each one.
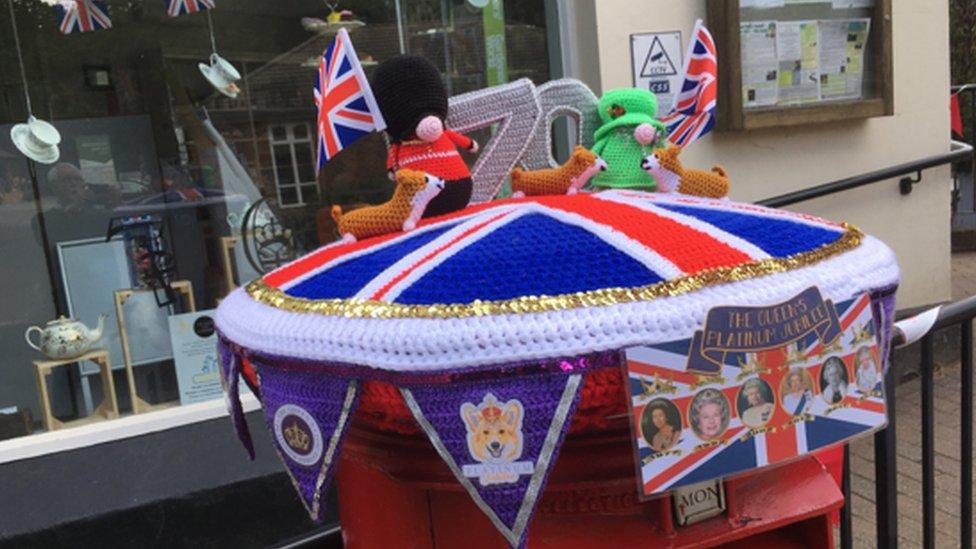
[820,356,849,404]
[855,346,879,393]
[780,368,815,415]
[737,378,775,428]
[689,388,731,441]
[641,398,683,453]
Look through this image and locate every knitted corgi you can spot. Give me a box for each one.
[332,170,444,241]
[371,55,478,219]
[510,146,608,198]
[640,145,729,199]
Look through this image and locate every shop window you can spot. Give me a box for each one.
[0,0,554,444]
[268,123,318,208]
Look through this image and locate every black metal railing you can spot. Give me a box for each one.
[766,141,974,549]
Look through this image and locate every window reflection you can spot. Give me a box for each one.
[0,0,552,440]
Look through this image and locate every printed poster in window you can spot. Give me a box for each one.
[741,21,779,108]
[819,19,871,101]
[776,21,821,105]
[76,134,118,186]
[169,310,223,405]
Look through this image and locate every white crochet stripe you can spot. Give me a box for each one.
[794,421,808,454]
[276,203,519,291]
[754,433,769,467]
[215,235,899,372]
[398,150,460,167]
[531,203,684,280]
[592,192,771,261]
[355,207,527,301]
[609,190,843,231]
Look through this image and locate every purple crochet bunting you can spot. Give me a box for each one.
[401,372,582,548]
[256,362,360,522]
[218,341,254,459]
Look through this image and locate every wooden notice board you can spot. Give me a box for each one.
[707,0,893,131]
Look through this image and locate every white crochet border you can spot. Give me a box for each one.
[215,234,899,373]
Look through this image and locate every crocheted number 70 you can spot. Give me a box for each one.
[447,79,541,204]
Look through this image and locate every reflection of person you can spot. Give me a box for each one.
[690,389,730,441]
[782,369,813,415]
[739,378,774,428]
[641,399,682,452]
[855,346,879,393]
[821,357,848,404]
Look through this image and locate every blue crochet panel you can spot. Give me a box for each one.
[278,194,845,305]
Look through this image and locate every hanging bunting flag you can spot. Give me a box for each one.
[314,27,386,174]
[401,373,583,548]
[659,19,717,147]
[55,0,111,34]
[165,0,215,18]
[257,363,360,522]
[217,342,255,460]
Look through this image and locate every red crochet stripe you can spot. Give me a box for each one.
[354,368,628,435]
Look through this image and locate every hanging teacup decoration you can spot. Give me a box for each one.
[10,116,61,164]
[198,9,240,98]
[199,53,241,98]
[6,0,61,164]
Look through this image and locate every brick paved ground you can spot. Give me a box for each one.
[844,253,976,547]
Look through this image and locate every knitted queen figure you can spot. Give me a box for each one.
[371,55,478,218]
[591,88,668,191]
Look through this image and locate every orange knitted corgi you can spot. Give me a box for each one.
[332,170,444,241]
[510,146,607,198]
[640,145,729,199]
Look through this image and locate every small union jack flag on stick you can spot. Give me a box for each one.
[314,28,386,174]
[165,0,215,17]
[55,0,111,34]
[659,19,717,147]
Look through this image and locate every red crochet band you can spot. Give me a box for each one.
[355,367,627,435]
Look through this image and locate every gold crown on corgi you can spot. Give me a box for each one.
[640,145,730,199]
[332,169,443,241]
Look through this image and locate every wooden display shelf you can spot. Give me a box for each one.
[33,348,119,431]
[114,280,195,414]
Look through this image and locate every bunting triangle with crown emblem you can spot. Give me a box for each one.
[256,363,360,521]
[401,372,583,548]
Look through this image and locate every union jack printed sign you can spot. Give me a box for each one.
[165,0,215,17]
[55,0,111,34]
[625,289,885,498]
[314,28,386,174]
[659,19,717,147]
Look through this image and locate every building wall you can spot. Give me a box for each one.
[575,0,951,309]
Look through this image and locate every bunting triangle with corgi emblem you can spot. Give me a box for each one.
[401,373,583,548]
[256,362,360,521]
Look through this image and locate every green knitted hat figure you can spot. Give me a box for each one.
[591,88,668,190]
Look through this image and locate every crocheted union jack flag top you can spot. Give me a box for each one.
[216,190,898,373]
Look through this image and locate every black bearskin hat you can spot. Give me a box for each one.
[370,55,448,143]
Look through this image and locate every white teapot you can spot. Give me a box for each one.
[25,314,107,360]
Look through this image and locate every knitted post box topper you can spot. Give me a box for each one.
[371,55,478,219]
[591,88,668,191]
[510,146,607,198]
[331,170,444,241]
[640,145,730,199]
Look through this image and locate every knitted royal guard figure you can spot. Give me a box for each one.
[370,55,478,218]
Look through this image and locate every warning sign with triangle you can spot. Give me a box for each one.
[640,36,678,78]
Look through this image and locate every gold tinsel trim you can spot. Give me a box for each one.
[245,224,863,319]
